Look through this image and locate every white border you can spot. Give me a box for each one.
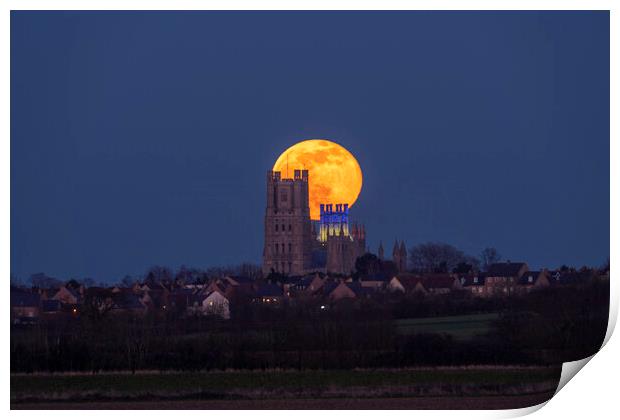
[3,2,616,419]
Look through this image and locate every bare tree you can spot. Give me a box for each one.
[409,242,468,273]
[237,263,262,280]
[480,247,501,271]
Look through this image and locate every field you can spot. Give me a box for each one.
[11,365,561,410]
[394,313,500,340]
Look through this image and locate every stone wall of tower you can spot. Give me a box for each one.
[263,170,312,275]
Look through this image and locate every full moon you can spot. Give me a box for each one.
[273,139,363,220]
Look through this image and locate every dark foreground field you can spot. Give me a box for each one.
[13,394,555,410]
[11,366,561,410]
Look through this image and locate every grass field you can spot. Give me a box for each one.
[394,313,500,340]
[11,365,561,409]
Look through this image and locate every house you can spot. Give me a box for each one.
[417,274,461,294]
[347,281,379,299]
[110,292,147,315]
[140,288,169,312]
[254,283,284,304]
[326,281,357,301]
[547,270,594,286]
[188,290,230,319]
[517,271,550,293]
[223,275,254,287]
[51,286,81,305]
[286,273,322,295]
[306,273,328,295]
[82,287,115,315]
[167,288,196,312]
[459,273,487,296]
[11,290,40,324]
[388,274,425,294]
[41,299,62,314]
[200,279,227,297]
[484,262,529,296]
[357,272,390,289]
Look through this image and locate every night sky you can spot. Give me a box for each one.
[11,11,609,283]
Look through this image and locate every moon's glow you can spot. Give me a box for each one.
[273,139,363,220]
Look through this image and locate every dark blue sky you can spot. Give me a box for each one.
[11,11,609,282]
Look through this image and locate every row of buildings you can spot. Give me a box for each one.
[11,262,602,325]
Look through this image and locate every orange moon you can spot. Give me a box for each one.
[273,139,363,220]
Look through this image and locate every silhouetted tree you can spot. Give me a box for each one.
[409,242,470,273]
[453,262,474,274]
[480,247,501,271]
[237,263,262,280]
[29,272,62,288]
[120,275,135,287]
[355,253,382,276]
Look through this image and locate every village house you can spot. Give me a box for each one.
[459,273,487,296]
[40,299,62,315]
[387,273,426,294]
[187,290,230,319]
[326,281,357,301]
[51,285,81,305]
[356,272,390,290]
[253,283,284,304]
[10,290,41,324]
[418,274,461,294]
[306,273,328,295]
[110,292,147,316]
[388,273,459,295]
[483,262,529,297]
[517,271,550,293]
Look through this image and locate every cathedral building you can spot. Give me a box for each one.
[263,169,366,276]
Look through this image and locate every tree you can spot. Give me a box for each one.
[355,253,398,279]
[237,263,262,280]
[480,247,501,271]
[65,279,82,290]
[409,242,467,273]
[120,275,135,288]
[145,266,173,284]
[355,253,382,276]
[29,272,62,288]
[453,262,474,274]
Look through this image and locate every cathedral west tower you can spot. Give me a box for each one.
[262,169,313,275]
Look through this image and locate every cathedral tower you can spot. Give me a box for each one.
[262,169,312,275]
[393,240,407,273]
[321,204,366,274]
